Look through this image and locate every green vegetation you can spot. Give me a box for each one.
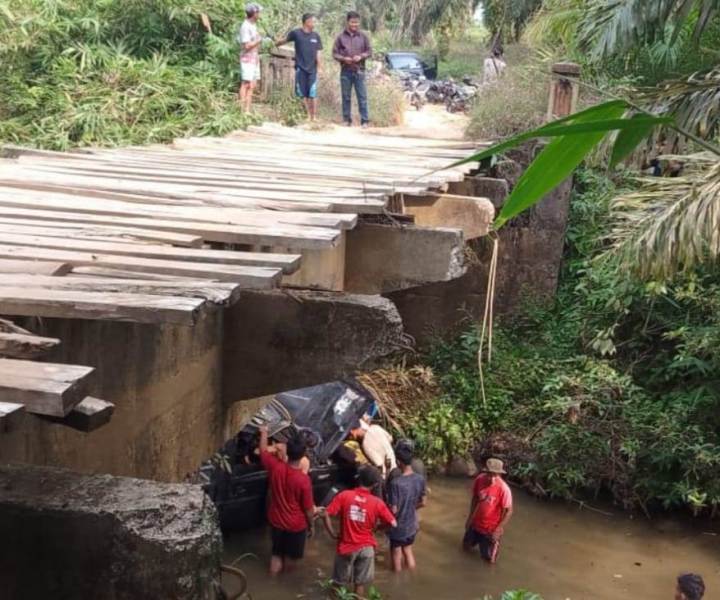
[414,169,720,515]
[409,0,720,518]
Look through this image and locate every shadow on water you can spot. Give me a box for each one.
[223,477,720,600]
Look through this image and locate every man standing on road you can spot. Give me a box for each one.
[332,11,372,127]
[462,458,513,564]
[237,3,266,113]
[276,14,323,121]
[258,425,316,575]
[323,466,397,597]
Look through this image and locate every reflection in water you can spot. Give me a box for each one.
[223,478,720,599]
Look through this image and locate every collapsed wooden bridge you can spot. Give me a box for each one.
[0,123,493,479]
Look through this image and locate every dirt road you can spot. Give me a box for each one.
[369,104,470,140]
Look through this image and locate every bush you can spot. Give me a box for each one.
[465,53,548,140]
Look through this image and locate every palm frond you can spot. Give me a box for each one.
[579,0,719,60]
[637,66,720,145]
[607,154,720,278]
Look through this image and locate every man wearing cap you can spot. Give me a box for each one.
[462,458,513,563]
[276,14,323,121]
[237,4,266,113]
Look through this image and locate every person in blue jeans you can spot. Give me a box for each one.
[332,11,372,127]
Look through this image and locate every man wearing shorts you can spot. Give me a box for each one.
[237,3,265,113]
[463,458,513,564]
[323,466,396,597]
[258,425,316,575]
[277,14,323,120]
[386,445,426,572]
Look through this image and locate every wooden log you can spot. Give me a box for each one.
[0,332,61,359]
[0,358,94,417]
[44,396,115,432]
[0,287,206,325]
[0,259,71,275]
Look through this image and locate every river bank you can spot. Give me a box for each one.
[223,478,720,599]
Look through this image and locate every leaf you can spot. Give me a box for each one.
[610,113,658,167]
[494,101,628,229]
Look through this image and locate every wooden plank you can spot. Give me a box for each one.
[0,232,301,274]
[0,358,94,417]
[0,317,32,335]
[0,218,204,247]
[402,193,494,240]
[0,287,206,325]
[0,332,61,359]
[44,396,115,432]
[0,402,25,433]
[0,274,243,304]
[0,258,71,275]
[0,244,283,285]
[0,206,340,249]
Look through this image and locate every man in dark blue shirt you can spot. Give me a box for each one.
[277,14,323,121]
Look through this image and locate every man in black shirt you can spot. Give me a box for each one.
[277,14,323,121]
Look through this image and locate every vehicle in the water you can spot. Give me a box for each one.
[200,380,373,532]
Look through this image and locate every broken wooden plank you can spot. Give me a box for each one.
[0,332,61,359]
[0,358,94,417]
[44,396,115,432]
[0,258,71,275]
[0,402,25,433]
[0,287,206,325]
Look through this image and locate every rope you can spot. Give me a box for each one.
[478,233,499,407]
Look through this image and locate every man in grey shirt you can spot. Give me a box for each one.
[386,445,426,572]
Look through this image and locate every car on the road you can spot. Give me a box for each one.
[384,51,437,80]
[200,380,373,532]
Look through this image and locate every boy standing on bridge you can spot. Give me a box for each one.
[258,425,316,575]
[463,458,513,564]
[276,14,323,121]
[324,465,396,597]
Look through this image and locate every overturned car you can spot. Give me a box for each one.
[200,380,374,532]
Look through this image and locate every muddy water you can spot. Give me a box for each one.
[223,478,720,599]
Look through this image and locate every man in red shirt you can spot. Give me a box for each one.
[323,466,397,597]
[462,458,513,564]
[259,425,316,575]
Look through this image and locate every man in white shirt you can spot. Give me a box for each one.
[237,3,265,113]
[483,47,506,86]
[350,420,396,477]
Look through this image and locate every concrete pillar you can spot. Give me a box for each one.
[0,463,221,600]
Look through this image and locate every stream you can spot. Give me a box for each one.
[223,477,720,599]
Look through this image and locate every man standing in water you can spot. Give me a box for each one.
[349,420,396,478]
[387,445,426,572]
[463,458,513,564]
[276,14,323,121]
[332,11,372,127]
[675,573,705,600]
[324,466,397,597]
[237,3,265,113]
[258,425,316,574]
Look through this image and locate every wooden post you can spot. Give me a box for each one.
[547,62,580,120]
